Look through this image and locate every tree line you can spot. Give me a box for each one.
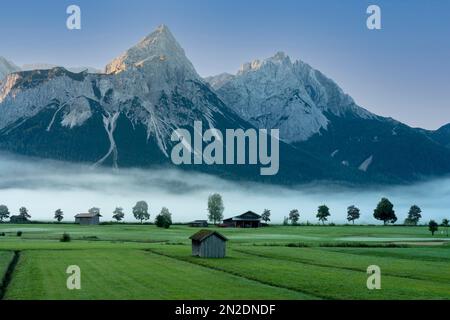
[0,195,449,236]
[0,201,173,229]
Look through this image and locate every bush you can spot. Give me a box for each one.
[319,242,407,248]
[82,236,99,241]
[0,232,5,236]
[286,243,310,248]
[155,207,172,229]
[16,231,22,237]
[60,233,71,242]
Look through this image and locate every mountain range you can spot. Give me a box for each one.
[1,24,449,185]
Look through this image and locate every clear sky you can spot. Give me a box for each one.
[0,0,449,129]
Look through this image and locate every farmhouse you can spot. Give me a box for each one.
[189,220,209,227]
[222,211,262,228]
[190,230,228,258]
[75,213,101,225]
[9,215,29,224]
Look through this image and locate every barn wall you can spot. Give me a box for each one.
[199,235,226,258]
[192,240,200,256]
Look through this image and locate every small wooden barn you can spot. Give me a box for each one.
[222,211,262,228]
[9,215,29,224]
[189,230,228,258]
[188,220,209,228]
[75,213,101,225]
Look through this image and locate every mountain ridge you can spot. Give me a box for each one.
[1,25,449,185]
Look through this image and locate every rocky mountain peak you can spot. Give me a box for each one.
[105,25,198,80]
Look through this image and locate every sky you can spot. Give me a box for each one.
[0,0,449,129]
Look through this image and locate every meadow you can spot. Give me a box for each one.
[0,224,449,300]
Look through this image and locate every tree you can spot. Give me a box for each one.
[347,205,360,225]
[261,209,271,223]
[288,209,300,225]
[442,219,449,237]
[88,207,100,215]
[54,209,64,223]
[19,207,31,219]
[112,207,125,222]
[373,198,397,225]
[207,194,224,225]
[0,205,10,222]
[404,205,422,226]
[317,205,331,225]
[155,207,172,229]
[283,216,289,226]
[428,220,438,236]
[133,201,150,223]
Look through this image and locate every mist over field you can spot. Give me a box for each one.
[0,152,449,224]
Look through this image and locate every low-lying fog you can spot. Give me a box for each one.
[0,153,449,224]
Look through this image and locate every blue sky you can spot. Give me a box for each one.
[0,0,449,129]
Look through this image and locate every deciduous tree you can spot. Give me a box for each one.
[133,201,150,223]
[207,194,224,225]
[373,198,397,225]
[317,205,331,225]
[347,205,360,224]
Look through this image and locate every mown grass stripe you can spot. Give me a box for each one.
[233,248,447,284]
[0,251,20,300]
[319,247,450,263]
[145,248,323,300]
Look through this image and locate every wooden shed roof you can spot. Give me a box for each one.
[189,230,228,242]
[75,213,102,218]
[223,211,261,222]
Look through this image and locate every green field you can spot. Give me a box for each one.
[0,224,449,300]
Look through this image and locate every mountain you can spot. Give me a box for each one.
[1,58,101,81]
[207,52,450,182]
[0,57,20,81]
[0,26,270,179]
[428,123,450,148]
[1,26,449,185]
[22,64,102,74]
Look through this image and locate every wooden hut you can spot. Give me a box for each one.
[222,211,262,228]
[75,213,101,225]
[188,220,209,228]
[189,230,228,258]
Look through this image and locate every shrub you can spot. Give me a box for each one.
[82,236,99,241]
[0,232,5,236]
[286,243,310,248]
[16,231,22,237]
[60,233,71,242]
[155,207,172,229]
[319,242,407,248]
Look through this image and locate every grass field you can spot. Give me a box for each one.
[0,224,449,300]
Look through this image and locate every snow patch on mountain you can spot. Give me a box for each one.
[358,156,373,172]
[94,112,120,168]
[60,97,93,129]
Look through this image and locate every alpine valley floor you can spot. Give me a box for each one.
[0,224,449,300]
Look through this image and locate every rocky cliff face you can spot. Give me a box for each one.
[1,25,450,184]
[207,52,374,143]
